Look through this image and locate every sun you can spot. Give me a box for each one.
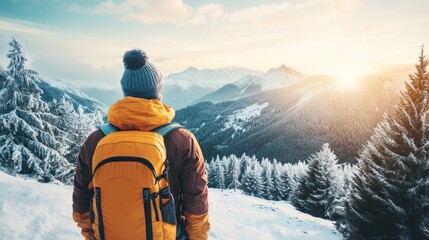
[336,72,358,89]
[329,66,364,91]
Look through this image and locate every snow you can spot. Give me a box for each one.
[0,172,80,240]
[209,189,342,240]
[223,102,269,131]
[0,172,343,240]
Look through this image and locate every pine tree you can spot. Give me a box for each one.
[292,143,340,219]
[0,66,9,89]
[345,48,429,239]
[226,155,241,190]
[241,164,263,196]
[279,166,292,200]
[0,38,72,182]
[260,158,274,200]
[206,160,216,188]
[271,160,291,201]
[48,98,102,164]
[238,153,250,182]
[212,157,225,189]
[223,156,234,189]
[326,164,348,220]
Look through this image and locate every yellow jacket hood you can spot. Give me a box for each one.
[107,97,175,131]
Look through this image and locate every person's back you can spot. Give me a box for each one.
[72,49,210,240]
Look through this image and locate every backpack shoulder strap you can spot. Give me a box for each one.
[152,122,184,137]
[99,122,119,136]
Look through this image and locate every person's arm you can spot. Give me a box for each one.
[72,130,103,239]
[180,132,211,240]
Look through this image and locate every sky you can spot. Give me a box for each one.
[0,0,428,91]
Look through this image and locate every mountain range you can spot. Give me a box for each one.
[174,73,402,164]
[162,67,262,109]
[32,64,407,165]
[193,65,305,104]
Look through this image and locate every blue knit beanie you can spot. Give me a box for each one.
[120,49,163,99]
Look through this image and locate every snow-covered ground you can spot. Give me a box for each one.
[223,102,269,132]
[0,172,343,240]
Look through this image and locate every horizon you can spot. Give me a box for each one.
[0,0,428,92]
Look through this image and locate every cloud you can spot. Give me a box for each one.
[69,0,192,24]
[69,0,364,27]
[0,17,51,35]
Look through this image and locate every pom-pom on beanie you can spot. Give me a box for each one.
[120,49,163,99]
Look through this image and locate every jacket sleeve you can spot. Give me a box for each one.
[72,130,103,239]
[180,132,210,239]
[72,137,93,214]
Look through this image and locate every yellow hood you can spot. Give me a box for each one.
[108,97,175,131]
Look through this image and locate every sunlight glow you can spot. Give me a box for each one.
[330,66,365,91]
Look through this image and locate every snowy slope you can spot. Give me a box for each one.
[0,172,342,240]
[223,102,269,132]
[209,189,342,240]
[0,173,80,239]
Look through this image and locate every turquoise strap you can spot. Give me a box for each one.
[152,122,183,137]
[99,122,119,136]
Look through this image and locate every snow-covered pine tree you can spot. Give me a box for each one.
[326,164,348,220]
[226,155,241,190]
[286,160,308,198]
[206,160,216,188]
[345,48,429,240]
[279,165,292,200]
[0,38,72,183]
[223,156,233,189]
[271,159,291,201]
[271,159,283,200]
[241,164,263,196]
[47,98,102,164]
[0,66,8,89]
[260,158,274,200]
[212,156,225,189]
[334,164,355,233]
[238,153,250,182]
[292,143,340,219]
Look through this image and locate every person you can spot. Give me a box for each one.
[72,49,210,240]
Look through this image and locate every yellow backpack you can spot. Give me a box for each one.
[90,122,182,240]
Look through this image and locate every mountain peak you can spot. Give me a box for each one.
[267,65,305,78]
[185,66,199,72]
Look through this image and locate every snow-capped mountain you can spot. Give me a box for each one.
[163,67,262,109]
[258,65,305,90]
[35,77,105,112]
[193,65,305,104]
[0,172,342,240]
[165,66,263,89]
[174,74,401,164]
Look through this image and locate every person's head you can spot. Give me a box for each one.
[120,49,163,100]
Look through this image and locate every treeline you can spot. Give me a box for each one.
[206,144,354,221]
